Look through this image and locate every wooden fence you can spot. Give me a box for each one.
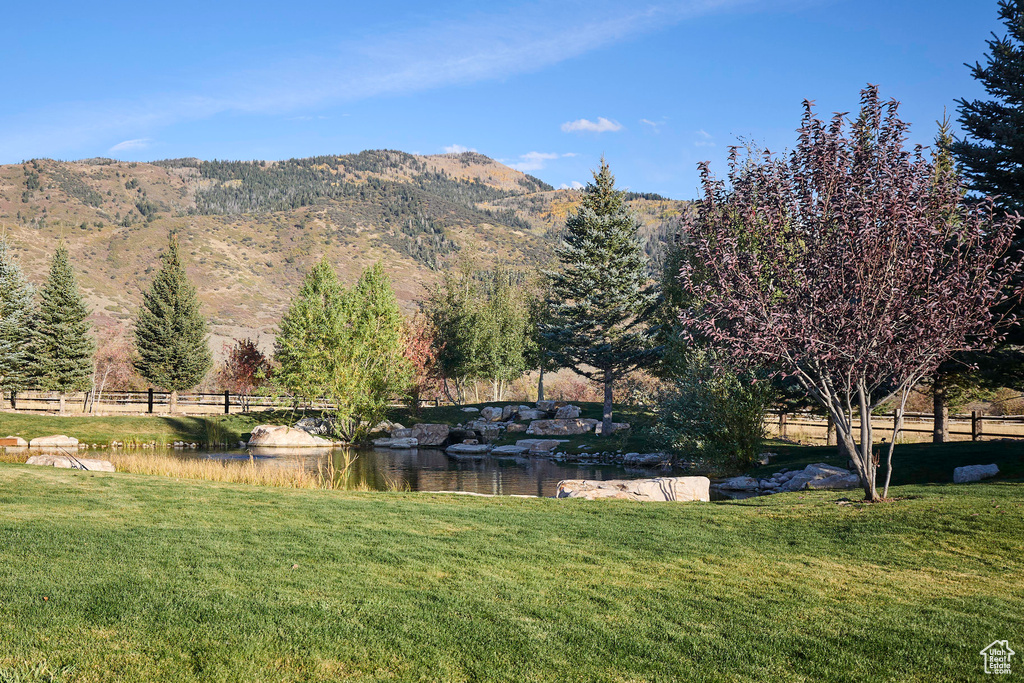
[1,390,434,416]
[771,409,1024,442]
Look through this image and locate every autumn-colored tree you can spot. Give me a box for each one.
[219,338,271,411]
[678,86,1021,501]
[403,316,439,414]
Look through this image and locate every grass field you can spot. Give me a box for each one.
[0,463,1022,682]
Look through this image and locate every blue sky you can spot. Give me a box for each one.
[0,0,1005,198]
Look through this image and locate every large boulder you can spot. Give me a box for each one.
[526,419,598,436]
[247,425,331,448]
[501,405,519,421]
[554,405,581,419]
[805,472,861,490]
[372,437,418,449]
[535,400,556,412]
[804,463,850,479]
[516,409,548,421]
[28,435,79,448]
[719,475,759,491]
[0,436,28,447]
[480,407,504,422]
[515,439,567,454]
[506,423,528,433]
[556,476,710,502]
[410,424,450,447]
[26,454,115,472]
[623,452,669,467]
[461,407,480,413]
[953,463,999,484]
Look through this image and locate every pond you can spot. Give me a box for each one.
[170,446,688,497]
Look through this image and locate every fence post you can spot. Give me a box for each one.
[148,388,154,414]
[972,410,983,442]
[779,412,788,439]
[224,390,230,415]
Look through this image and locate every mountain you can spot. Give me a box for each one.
[0,151,685,353]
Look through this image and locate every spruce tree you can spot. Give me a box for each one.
[542,160,658,436]
[953,0,1024,213]
[134,234,211,407]
[34,244,94,395]
[0,236,36,403]
[274,256,347,405]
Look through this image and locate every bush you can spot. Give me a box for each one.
[654,351,773,473]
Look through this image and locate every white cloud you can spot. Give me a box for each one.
[506,151,576,172]
[444,144,478,154]
[560,117,623,133]
[640,118,667,132]
[695,129,715,147]
[108,138,152,153]
[0,1,752,160]
[559,181,585,190]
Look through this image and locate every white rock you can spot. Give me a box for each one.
[247,425,331,448]
[28,434,79,448]
[804,463,851,479]
[515,439,568,454]
[526,419,598,436]
[953,464,999,484]
[516,409,548,421]
[556,476,710,502]
[26,454,115,472]
[554,405,581,419]
[461,407,480,413]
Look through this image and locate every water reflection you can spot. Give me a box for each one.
[178,446,684,497]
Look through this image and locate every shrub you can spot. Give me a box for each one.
[654,351,773,473]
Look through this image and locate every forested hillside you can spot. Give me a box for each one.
[0,151,685,351]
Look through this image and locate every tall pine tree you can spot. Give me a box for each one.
[0,235,36,404]
[34,243,94,397]
[542,160,658,436]
[953,0,1024,213]
[134,234,211,409]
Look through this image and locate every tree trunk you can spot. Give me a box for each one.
[170,390,178,414]
[932,375,949,443]
[857,382,880,501]
[537,367,545,403]
[601,372,614,438]
[826,413,836,446]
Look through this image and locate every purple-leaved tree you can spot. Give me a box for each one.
[679,86,1021,501]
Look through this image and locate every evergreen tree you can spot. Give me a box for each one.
[134,234,212,407]
[34,244,94,394]
[953,0,1024,213]
[542,160,658,436]
[0,236,36,402]
[274,256,346,405]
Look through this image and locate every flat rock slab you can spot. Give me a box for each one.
[526,419,598,436]
[0,436,28,447]
[557,477,711,502]
[491,445,529,456]
[372,437,418,449]
[446,443,492,456]
[247,425,332,448]
[28,435,79,448]
[26,454,115,472]
[953,463,999,484]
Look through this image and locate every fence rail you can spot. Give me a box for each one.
[770,409,1024,442]
[1,390,430,416]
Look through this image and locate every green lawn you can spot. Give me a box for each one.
[1,464,1022,681]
